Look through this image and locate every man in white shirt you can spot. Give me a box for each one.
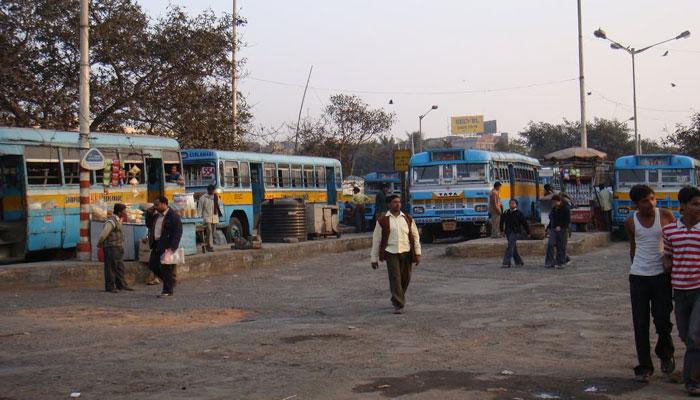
[197,184,222,252]
[596,183,613,231]
[371,194,421,314]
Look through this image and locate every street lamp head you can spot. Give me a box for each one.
[431,105,438,110]
[594,28,607,39]
[610,43,624,50]
[676,30,691,40]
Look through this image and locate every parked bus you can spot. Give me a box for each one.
[612,154,700,236]
[181,149,342,240]
[362,171,401,226]
[0,127,183,262]
[409,148,540,243]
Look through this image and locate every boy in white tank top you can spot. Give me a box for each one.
[624,184,676,382]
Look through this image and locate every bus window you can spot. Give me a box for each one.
[335,167,342,189]
[264,163,277,188]
[163,150,181,183]
[412,166,439,184]
[661,169,691,185]
[303,165,315,188]
[457,164,486,183]
[95,149,117,185]
[315,166,326,187]
[25,146,61,186]
[617,170,646,188]
[290,164,302,188]
[224,161,240,187]
[648,170,659,187]
[120,151,144,183]
[239,161,250,188]
[184,161,217,187]
[278,163,291,187]
[441,165,454,183]
[61,148,92,185]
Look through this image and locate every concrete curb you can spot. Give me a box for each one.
[444,232,610,258]
[0,234,373,290]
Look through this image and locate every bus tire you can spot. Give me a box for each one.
[226,217,244,243]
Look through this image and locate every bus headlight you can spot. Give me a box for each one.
[618,207,630,215]
[413,206,425,214]
[475,205,487,212]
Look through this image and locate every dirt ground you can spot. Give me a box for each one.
[0,241,692,399]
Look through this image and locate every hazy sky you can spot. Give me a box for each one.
[138,0,699,144]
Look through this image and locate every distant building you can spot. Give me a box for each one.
[424,132,508,152]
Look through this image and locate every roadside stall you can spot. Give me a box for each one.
[543,147,607,232]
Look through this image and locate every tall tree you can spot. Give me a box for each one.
[0,0,251,149]
[296,94,395,175]
[664,113,700,159]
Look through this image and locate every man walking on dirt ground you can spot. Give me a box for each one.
[625,184,675,382]
[663,186,700,395]
[371,194,421,314]
[489,182,503,238]
[149,196,183,298]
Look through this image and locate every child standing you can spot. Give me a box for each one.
[500,199,530,268]
[545,195,570,269]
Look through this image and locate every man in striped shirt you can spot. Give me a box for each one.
[663,186,700,395]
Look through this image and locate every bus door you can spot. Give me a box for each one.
[508,164,516,203]
[250,163,265,234]
[326,167,337,205]
[146,157,164,202]
[0,154,27,259]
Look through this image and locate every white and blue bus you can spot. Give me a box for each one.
[181,149,343,240]
[612,154,700,235]
[0,127,183,262]
[409,148,540,243]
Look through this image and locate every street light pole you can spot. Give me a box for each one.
[77,0,91,261]
[593,28,690,155]
[577,0,587,149]
[416,105,438,154]
[631,52,639,155]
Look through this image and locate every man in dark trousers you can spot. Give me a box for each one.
[500,198,530,268]
[370,194,421,314]
[97,203,133,292]
[625,184,676,382]
[148,196,183,298]
[545,194,570,269]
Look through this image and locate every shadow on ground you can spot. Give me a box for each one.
[353,370,644,399]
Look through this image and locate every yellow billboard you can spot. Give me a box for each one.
[451,115,484,134]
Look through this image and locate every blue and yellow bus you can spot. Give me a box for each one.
[409,148,540,243]
[362,171,401,225]
[0,127,183,261]
[612,154,700,234]
[181,149,342,240]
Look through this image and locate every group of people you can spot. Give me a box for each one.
[625,184,700,395]
[488,181,572,269]
[351,184,391,233]
[365,182,700,395]
[98,196,183,298]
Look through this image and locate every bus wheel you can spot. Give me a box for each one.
[226,217,244,243]
[421,227,435,244]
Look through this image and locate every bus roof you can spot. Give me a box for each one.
[364,171,400,182]
[614,154,700,169]
[0,127,180,150]
[181,149,341,167]
[409,148,540,167]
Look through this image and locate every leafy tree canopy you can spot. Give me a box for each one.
[0,0,251,149]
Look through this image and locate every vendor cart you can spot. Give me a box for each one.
[543,147,608,232]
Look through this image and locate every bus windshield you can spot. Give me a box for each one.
[660,169,691,187]
[456,163,486,183]
[184,161,218,187]
[412,166,439,185]
[617,169,646,188]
